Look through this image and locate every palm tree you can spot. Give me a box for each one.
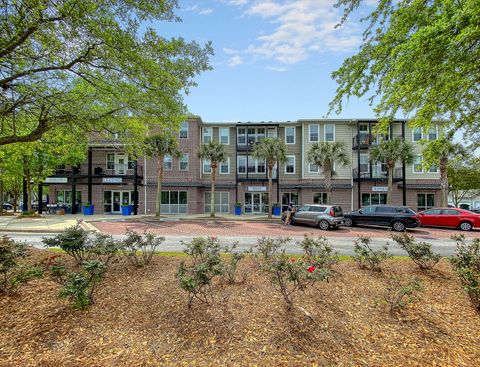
[306,141,350,205]
[144,132,181,217]
[371,139,414,204]
[198,141,227,218]
[251,137,287,219]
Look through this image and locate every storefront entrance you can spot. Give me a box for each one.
[104,190,132,213]
[245,192,269,214]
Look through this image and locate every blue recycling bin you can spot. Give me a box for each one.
[234,206,242,215]
[273,206,281,216]
[83,205,94,215]
[121,205,133,216]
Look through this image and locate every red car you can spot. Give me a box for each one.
[417,208,480,231]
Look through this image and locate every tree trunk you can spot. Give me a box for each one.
[325,169,332,205]
[155,155,164,217]
[387,165,394,204]
[267,165,273,219]
[210,163,216,218]
[26,177,32,212]
[0,176,3,213]
[439,157,448,207]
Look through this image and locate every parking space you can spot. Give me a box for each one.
[91,219,480,239]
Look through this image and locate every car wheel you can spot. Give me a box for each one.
[392,220,406,232]
[344,217,354,227]
[459,221,473,231]
[318,219,330,230]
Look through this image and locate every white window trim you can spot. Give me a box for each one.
[203,159,211,174]
[220,157,230,174]
[237,128,246,145]
[237,156,247,173]
[309,162,319,173]
[203,127,212,144]
[308,124,319,143]
[285,155,296,174]
[360,153,370,173]
[428,125,439,141]
[179,153,189,171]
[412,127,423,142]
[324,124,335,142]
[219,127,230,145]
[285,126,296,145]
[179,121,188,139]
[413,155,423,173]
[267,127,277,138]
[163,155,172,171]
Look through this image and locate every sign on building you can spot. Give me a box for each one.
[247,186,267,192]
[102,177,123,184]
[45,177,68,183]
[372,186,388,192]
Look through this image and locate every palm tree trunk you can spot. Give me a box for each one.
[439,157,448,207]
[325,169,332,205]
[267,165,273,219]
[387,165,394,205]
[210,164,216,218]
[155,156,164,217]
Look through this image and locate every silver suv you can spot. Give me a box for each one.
[291,204,345,230]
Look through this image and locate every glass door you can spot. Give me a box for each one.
[252,193,261,213]
[112,191,121,212]
[115,154,126,175]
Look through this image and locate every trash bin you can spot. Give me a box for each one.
[83,205,94,215]
[121,205,133,216]
[234,205,242,215]
[272,205,281,216]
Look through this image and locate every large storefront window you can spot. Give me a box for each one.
[104,191,133,213]
[417,193,435,211]
[205,192,229,214]
[161,191,188,214]
[362,193,387,206]
[56,190,81,205]
[282,193,298,212]
[313,192,328,205]
[244,192,269,214]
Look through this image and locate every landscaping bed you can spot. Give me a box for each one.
[1,249,479,367]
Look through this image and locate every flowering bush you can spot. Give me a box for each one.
[391,233,441,271]
[353,236,391,272]
[0,236,42,294]
[176,237,224,308]
[450,235,480,311]
[298,235,339,269]
[121,229,164,267]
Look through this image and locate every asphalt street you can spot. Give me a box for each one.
[8,232,460,256]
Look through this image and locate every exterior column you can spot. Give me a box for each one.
[88,147,92,205]
[402,121,407,205]
[71,166,76,214]
[133,160,138,215]
[38,183,43,214]
[356,121,361,209]
[22,178,28,212]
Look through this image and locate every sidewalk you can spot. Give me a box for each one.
[0,213,281,233]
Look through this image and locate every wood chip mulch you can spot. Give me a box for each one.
[1,250,479,367]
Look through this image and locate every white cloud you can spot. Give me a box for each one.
[225,0,362,65]
[223,47,240,55]
[265,65,287,72]
[185,4,213,16]
[228,0,249,5]
[199,8,213,15]
[228,55,244,67]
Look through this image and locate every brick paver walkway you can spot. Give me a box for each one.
[92,219,480,239]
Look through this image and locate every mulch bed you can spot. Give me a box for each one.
[1,249,479,367]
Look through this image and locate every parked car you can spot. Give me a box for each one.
[418,208,480,231]
[470,208,480,214]
[344,205,419,232]
[291,204,345,230]
[2,203,13,211]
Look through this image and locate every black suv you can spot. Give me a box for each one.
[344,205,419,232]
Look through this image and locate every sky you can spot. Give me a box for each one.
[154,0,379,122]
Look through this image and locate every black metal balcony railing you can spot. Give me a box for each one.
[353,167,403,181]
[352,134,406,149]
[53,163,143,177]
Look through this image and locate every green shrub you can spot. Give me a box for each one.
[298,235,339,269]
[391,233,441,270]
[0,236,42,294]
[43,224,89,265]
[353,236,391,272]
[176,237,224,308]
[450,235,480,311]
[382,275,423,314]
[48,259,106,309]
[252,236,291,262]
[121,229,164,266]
[222,242,246,284]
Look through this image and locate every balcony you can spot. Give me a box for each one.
[353,167,403,181]
[352,134,405,149]
[51,163,143,178]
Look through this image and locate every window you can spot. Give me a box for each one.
[203,159,211,174]
[413,127,422,142]
[375,206,396,213]
[106,153,115,170]
[281,192,299,212]
[163,155,172,171]
[161,191,188,214]
[428,126,437,141]
[285,155,295,174]
[244,157,265,174]
[360,153,369,173]
[443,209,460,215]
[309,162,319,173]
[237,156,247,173]
[127,155,135,169]
[179,153,188,171]
[56,190,81,205]
[205,192,229,214]
[413,155,423,173]
[324,124,335,142]
[267,127,277,138]
[313,193,328,204]
[361,205,376,213]
[220,158,230,174]
[424,209,442,215]
[180,121,188,139]
[309,124,319,142]
[362,193,387,206]
[237,128,246,145]
[285,127,295,144]
[220,127,229,145]
[417,193,435,211]
[428,164,438,173]
[203,127,212,144]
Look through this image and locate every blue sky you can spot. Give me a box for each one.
[156,0,379,122]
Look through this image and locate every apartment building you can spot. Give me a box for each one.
[43,118,442,215]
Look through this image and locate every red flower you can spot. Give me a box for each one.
[307,266,315,273]
[290,258,296,263]
[210,236,217,241]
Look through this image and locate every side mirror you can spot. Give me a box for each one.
[358,209,363,214]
